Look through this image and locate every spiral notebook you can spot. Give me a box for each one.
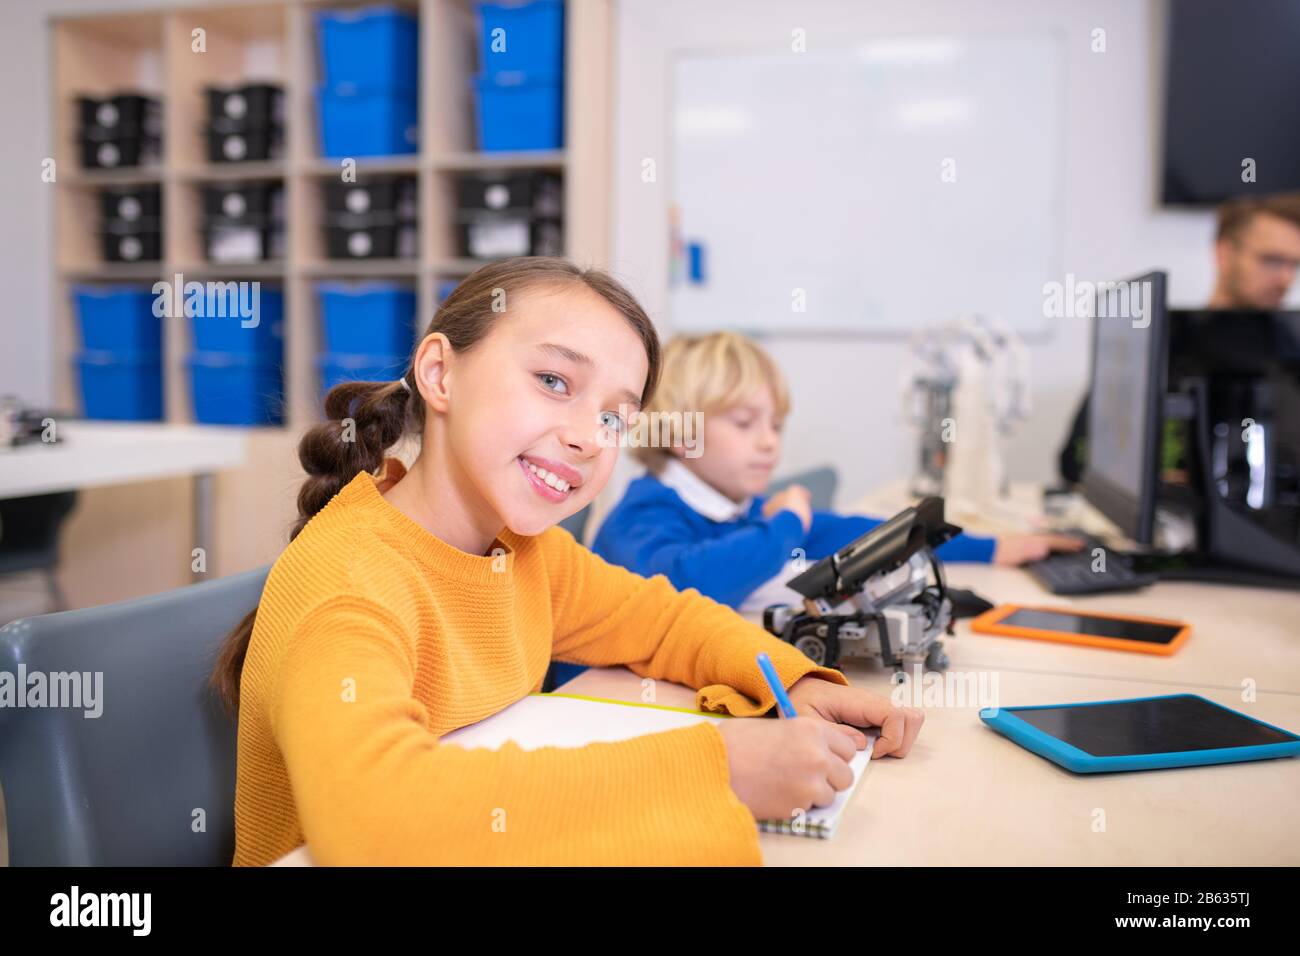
[441,692,875,840]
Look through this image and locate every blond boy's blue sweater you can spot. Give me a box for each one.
[593,473,996,610]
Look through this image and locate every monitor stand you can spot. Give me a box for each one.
[1132,551,1300,589]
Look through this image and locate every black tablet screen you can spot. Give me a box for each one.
[1011,695,1298,757]
[1001,608,1182,644]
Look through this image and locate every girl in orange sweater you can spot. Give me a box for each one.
[213,257,924,866]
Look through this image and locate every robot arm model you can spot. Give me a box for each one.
[762,497,961,674]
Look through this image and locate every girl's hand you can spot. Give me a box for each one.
[787,675,925,759]
[717,715,857,820]
[992,532,1085,567]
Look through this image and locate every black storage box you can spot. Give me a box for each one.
[457,216,562,260]
[324,212,418,259]
[324,175,417,218]
[204,83,284,128]
[206,125,283,163]
[76,93,161,136]
[455,171,562,217]
[202,215,285,264]
[200,180,284,220]
[78,131,161,170]
[98,183,162,223]
[101,219,162,262]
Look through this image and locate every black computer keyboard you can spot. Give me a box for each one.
[1025,532,1159,595]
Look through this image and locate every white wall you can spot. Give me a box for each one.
[0,0,55,407]
[607,0,1298,506]
[0,0,184,410]
[4,0,1296,503]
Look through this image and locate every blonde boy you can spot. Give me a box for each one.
[593,332,1077,613]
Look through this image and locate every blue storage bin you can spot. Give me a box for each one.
[318,352,408,396]
[190,287,284,357]
[76,350,163,421]
[437,279,460,304]
[474,74,562,151]
[73,285,161,354]
[316,6,418,93]
[318,283,416,355]
[317,88,418,157]
[476,0,564,78]
[188,352,284,426]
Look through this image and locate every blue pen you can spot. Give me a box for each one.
[757,653,798,719]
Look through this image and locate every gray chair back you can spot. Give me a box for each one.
[769,465,839,511]
[557,505,590,541]
[0,566,269,865]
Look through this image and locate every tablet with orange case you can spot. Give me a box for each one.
[969,604,1192,656]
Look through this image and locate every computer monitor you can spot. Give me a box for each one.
[1168,308,1300,535]
[1080,271,1169,546]
[1168,308,1300,378]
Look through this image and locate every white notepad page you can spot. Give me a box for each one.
[441,693,874,839]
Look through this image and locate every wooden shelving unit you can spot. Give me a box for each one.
[433,149,566,171]
[50,0,613,432]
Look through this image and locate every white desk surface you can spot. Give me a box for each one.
[0,421,248,498]
[561,665,1300,866]
[273,659,1300,867]
[849,479,1130,540]
[269,481,1300,866]
[844,483,1300,694]
[907,563,1300,694]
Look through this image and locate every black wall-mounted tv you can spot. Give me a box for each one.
[1162,0,1300,206]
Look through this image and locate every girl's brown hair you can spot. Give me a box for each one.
[211,257,661,712]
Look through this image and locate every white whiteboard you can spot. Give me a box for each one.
[668,35,1064,335]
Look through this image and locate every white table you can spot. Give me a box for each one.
[849,479,1130,541]
[272,656,1300,867]
[0,420,248,570]
[0,421,247,498]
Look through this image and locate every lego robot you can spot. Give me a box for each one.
[762,497,960,675]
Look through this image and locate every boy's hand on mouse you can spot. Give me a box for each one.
[717,715,857,820]
[787,675,925,758]
[992,532,1085,567]
[762,485,813,533]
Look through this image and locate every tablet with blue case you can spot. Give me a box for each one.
[979,694,1300,773]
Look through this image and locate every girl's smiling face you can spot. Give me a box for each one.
[415,283,650,541]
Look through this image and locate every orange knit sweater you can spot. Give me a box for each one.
[231,468,847,866]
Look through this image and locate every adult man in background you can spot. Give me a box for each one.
[1058,192,1300,484]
